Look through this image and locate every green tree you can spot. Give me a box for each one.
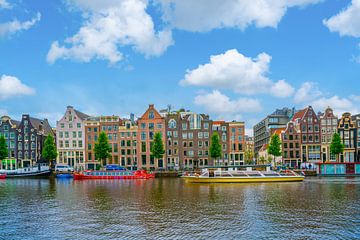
[151,132,165,167]
[330,133,344,162]
[42,135,58,164]
[94,131,112,167]
[210,132,222,165]
[268,134,282,166]
[0,136,8,162]
[244,149,254,165]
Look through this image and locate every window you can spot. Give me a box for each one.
[157,123,162,129]
[77,123,81,128]
[141,142,146,152]
[141,132,146,140]
[60,123,64,128]
[72,140,77,147]
[168,119,176,129]
[73,131,76,138]
[65,141,69,148]
[141,123,146,129]
[149,123,154,130]
[182,123,187,130]
[78,140,83,148]
[88,144,91,150]
[31,134,35,141]
[198,132,203,138]
[69,123,73,128]
[149,111,154,119]
[204,122,209,129]
[182,133,187,139]
[78,131,82,138]
[65,132,69,138]
[204,132,209,138]
[188,132,193,139]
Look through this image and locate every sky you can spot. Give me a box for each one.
[0,0,360,136]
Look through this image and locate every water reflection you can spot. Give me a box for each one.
[1,178,360,239]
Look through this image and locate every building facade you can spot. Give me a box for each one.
[319,107,338,162]
[338,112,357,162]
[282,122,301,167]
[17,114,54,168]
[56,106,89,169]
[253,107,294,157]
[293,106,321,164]
[119,119,138,170]
[0,116,19,170]
[228,121,245,166]
[137,104,166,170]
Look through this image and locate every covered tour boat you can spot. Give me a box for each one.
[182,165,304,183]
[73,169,155,180]
[0,164,51,178]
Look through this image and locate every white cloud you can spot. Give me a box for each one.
[0,0,11,9]
[0,109,8,116]
[194,90,262,115]
[323,0,360,38]
[270,80,295,98]
[47,0,173,64]
[311,96,358,116]
[181,49,294,97]
[0,75,35,100]
[294,81,322,103]
[0,12,41,37]
[158,0,322,32]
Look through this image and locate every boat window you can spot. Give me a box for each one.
[263,173,280,176]
[220,172,232,177]
[231,172,247,177]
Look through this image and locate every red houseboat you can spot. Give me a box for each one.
[73,170,155,180]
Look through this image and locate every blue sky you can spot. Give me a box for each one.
[0,0,360,135]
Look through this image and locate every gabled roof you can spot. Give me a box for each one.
[292,108,307,121]
[29,117,53,135]
[139,104,163,120]
[74,109,90,120]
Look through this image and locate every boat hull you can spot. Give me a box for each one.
[56,173,73,179]
[0,174,6,179]
[182,176,304,183]
[73,170,155,180]
[5,170,51,178]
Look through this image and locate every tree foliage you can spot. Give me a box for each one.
[94,131,112,166]
[0,136,8,161]
[151,132,165,160]
[42,135,58,162]
[330,133,344,161]
[210,132,222,161]
[268,134,282,157]
[244,149,254,165]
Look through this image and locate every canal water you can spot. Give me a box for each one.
[0,178,360,240]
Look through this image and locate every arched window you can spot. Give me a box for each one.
[168,119,176,129]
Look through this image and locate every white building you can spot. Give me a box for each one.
[56,106,89,169]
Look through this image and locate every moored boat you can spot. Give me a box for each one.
[55,173,73,179]
[0,174,6,179]
[0,164,51,178]
[73,169,155,180]
[182,166,304,183]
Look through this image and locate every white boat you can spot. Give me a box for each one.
[0,164,51,178]
[182,166,305,183]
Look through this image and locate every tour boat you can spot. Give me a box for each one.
[0,164,51,178]
[182,166,304,183]
[73,169,155,180]
[0,174,6,179]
